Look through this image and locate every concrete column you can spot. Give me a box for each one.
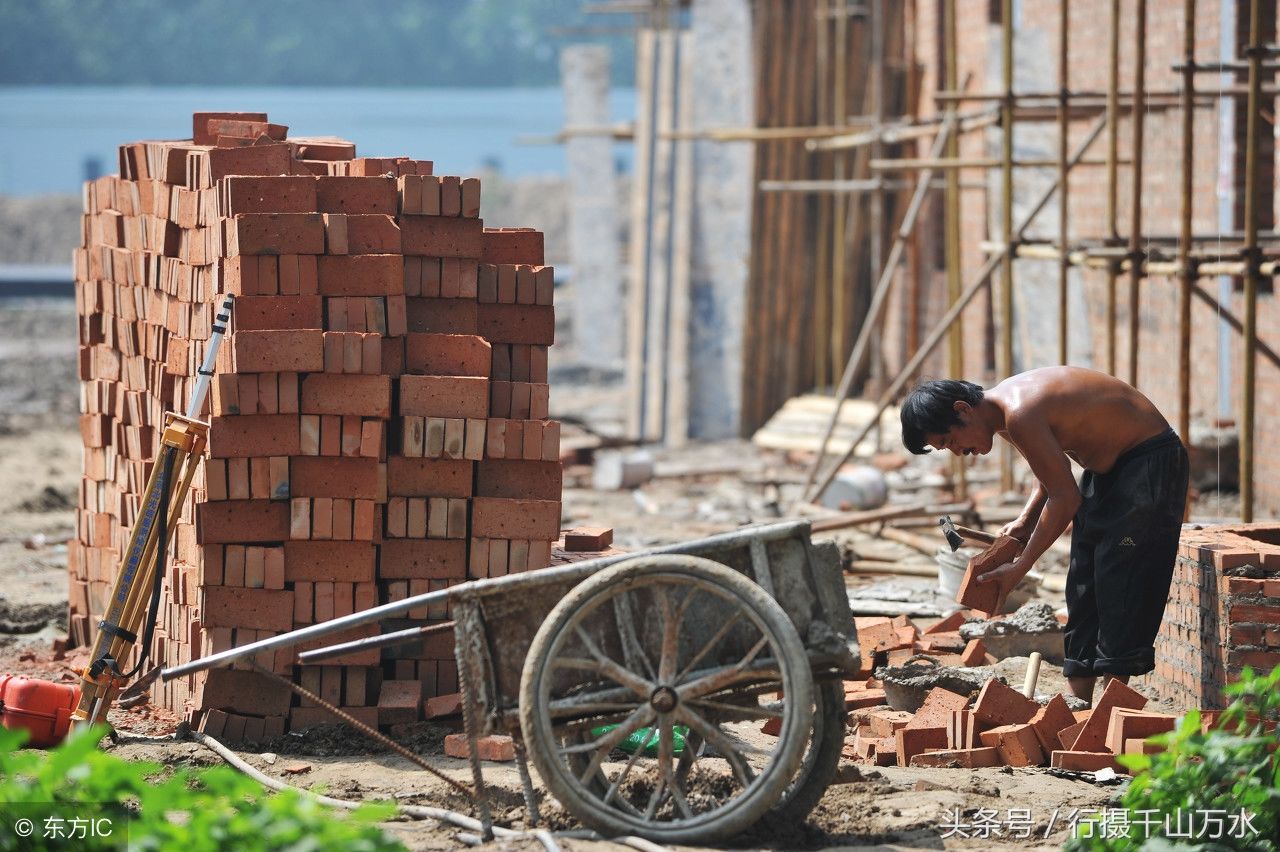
[560,45,624,368]
[687,0,754,438]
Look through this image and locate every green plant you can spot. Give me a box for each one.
[0,724,405,851]
[1067,665,1280,851]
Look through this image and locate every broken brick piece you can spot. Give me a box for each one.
[1029,693,1077,754]
[867,708,913,737]
[972,678,1040,727]
[377,679,423,727]
[905,687,970,730]
[978,722,1044,767]
[1070,678,1148,751]
[909,747,1002,768]
[956,535,1022,616]
[925,610,968,635]
[563,527,614,552]
[895,725,948,767]
[444,733,516,762]
[424,692,463,718]
[1104,708,1175,755]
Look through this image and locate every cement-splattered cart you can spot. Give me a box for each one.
[165,520,857,845]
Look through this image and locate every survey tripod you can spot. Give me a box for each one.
[72,294,234,728]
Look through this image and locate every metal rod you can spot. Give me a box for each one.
[1058,0,1070,365]
[1241,0,1262,522]
[1177,0,1196,476]
[1126,0,1147,387]
[297,620,456,664]
[999,0,1015,492]
[806,109,998,151]
[932,86,1277,101]
[1105,0,1121,375]
[808,115,1108,503]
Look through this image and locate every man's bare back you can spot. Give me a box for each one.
[986,366,1170,474]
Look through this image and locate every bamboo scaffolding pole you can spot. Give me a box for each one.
[1106,0,1121,375]
[999,0,1015,492]
[814,0,832,390]
[1241,0,1263,522]
[868,0,886,421]
[831,0,850,386]
[869,156,1114,169]
[1126,0,1147,388]
[1058,0,1070,365]
[797,110,959,501]
[1177,0,1196,463]
[805,114,1109,504]
[806,109,998,151]
[932,86,1278,102]
[944,0,966,502]
[624,29,656,440]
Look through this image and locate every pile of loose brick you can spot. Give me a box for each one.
[1152,523,1280,710]
[835,610,1183,771]
[69,111,564,742]
[843,674,1189,772]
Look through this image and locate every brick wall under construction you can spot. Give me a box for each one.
[68,111,561,741]
[1151,524,1280,710]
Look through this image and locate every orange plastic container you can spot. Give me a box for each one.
[0,674,80,748]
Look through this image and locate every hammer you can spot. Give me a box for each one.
[938,515,997,551]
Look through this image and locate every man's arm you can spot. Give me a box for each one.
[977,417,1081,591]
[1001,480,1047,542]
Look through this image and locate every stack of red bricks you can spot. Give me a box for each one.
[1151,523,1280,711]
[68,111,562,742]
[842,676,1184,771]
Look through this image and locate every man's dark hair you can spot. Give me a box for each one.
[900,379,985,455]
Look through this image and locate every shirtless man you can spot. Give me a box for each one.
[899,367,1189,704]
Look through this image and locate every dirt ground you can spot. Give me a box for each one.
[0,297,1205,849]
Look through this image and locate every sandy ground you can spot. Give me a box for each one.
[0,297,1187,849]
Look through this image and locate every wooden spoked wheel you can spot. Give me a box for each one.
[518,555,814,843]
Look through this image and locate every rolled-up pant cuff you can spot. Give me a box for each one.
[1093,649,1156,677]
[1062,657,1096,678]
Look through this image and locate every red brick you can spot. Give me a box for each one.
[289,457,380,498]
[400,375,488,419]
[232,330,324,373]
[206,143,293,182]
[232,295,324,330]
[315,176,398,215]
[344,214,402,254]
[1123,737,1165,755]
[905,687,969,730]
[386,457,474,498]
[911,747,1002,768]
[444,733,516,762]
[1050,750,1123,773]
[194,111,267,145]
[564,527,614,552]
[298,373,391,419]
[472,497,560,540]
[895,725,947,766]
[972,678,1039,726]
[283,541,375,583]
[1058,718,1089,750]
[401,215,484,257]
[425,692,463,718]
[229,213,325,255]
[197,499,289,544]
[200,585,294,631]
[1104,708,1175,755]
[1029,693,1077,753]
[481,228,544,265]
[958,638,989,666]
[208,414,302,458]
[1070,678,1148,751]
[1229,602,1280,624]
[979,723,1044,767]
[380,539,468,579]
[198,668,292,716]
[1265,578,1280,597]
[404,333,491,377]
[956,535,1021,616]
[474,459,562,500]
[377,679,423,726]
[405,297,478,334]
[867,709,913,737]
[1227,648,1280,670]
[221,176,317,215]
[1229,623,1267,646]
[476,303,555,345]
[317,254,405,296]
